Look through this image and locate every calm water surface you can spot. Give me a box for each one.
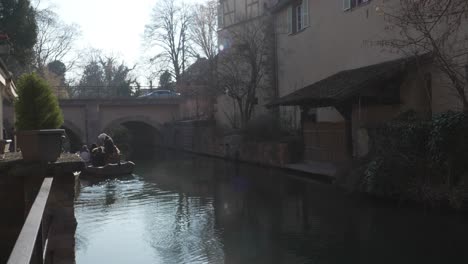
[75,151,468,264]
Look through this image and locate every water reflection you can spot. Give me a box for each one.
[76,150,468,264]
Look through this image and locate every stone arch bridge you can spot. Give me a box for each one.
[4,98,180,147]
[60,98,180,145]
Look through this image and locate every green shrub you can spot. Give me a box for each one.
[15,73,64,130]
[361,110,468,209]
[363,111,430,197]
[428,111,468,185]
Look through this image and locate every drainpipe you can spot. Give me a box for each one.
[465,63,468,84]
[0,87,3,141]
[465,64,468,109]
[273,14,280,120]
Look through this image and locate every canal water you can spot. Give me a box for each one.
[75,151,468,264]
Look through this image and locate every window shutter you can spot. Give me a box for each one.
[287,6,292,34]
[302,0,309,28]
[343,0,351,10]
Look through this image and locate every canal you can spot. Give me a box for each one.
[75,150,468,264]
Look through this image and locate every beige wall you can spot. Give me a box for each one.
[276,0,400,123]
[275,0,468,123]
[276,1,397,91]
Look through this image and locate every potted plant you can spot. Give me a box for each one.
[15,73,64,162]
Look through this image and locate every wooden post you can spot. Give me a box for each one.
[336,104,353,159]
[300,106,310,160]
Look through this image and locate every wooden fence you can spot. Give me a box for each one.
[303,122,348,162]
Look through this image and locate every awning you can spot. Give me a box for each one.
[267,55,430,108]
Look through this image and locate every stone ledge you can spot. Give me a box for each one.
[0,153,84,178]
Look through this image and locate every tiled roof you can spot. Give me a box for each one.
[267,55,430,107]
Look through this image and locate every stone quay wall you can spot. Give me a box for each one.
[0,153,83,264]
[160,120,298,167]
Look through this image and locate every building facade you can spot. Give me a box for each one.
[216,0,278,129]
[271,0,468,162]
[0,59,16,154]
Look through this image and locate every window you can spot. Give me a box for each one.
[246,0,259,19]
[343,0,370,11]
[218,3,224,28]
[287,0,309,34]
[221,0,235,27]
[296,5,302,32]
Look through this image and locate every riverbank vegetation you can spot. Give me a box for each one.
[358,111,468,210]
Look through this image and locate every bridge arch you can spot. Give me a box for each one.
[101,115,163,158]
[61,120,84,152]
[101,115,162,133]
[62,120,84,140]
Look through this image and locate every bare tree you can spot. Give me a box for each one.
[190,0,218,61]
[188,0,218,96]
[144,0,191,82]
[34,5,80,73]
[217,17,274,128]
[381,0,468,111]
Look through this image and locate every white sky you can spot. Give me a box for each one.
[52,0,155,66]
[39,0,204,83]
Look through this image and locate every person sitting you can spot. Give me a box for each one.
[79,145,91,163]
[103,136,120,164]
[91,146,105,167]
[97,133,111,147]
[90,143,98,152]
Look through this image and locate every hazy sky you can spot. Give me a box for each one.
[38,0,206,83]
[48,0,156,66]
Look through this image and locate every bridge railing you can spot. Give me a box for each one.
[7,178,53,264]
[59,86,184,100]
[55,86,190,99]
[64,86,140,99]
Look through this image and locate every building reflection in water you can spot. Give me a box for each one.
[75,150,468,264]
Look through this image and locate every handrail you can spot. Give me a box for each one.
[7,177,53,264]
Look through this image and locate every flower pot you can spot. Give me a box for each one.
[17,129,65,162]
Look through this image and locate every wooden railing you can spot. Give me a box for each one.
[7,178,53,264]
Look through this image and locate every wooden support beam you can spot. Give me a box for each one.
[335,104,353,158]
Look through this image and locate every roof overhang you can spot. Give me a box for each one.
[0,58,17,101]
[267,54,432,108]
